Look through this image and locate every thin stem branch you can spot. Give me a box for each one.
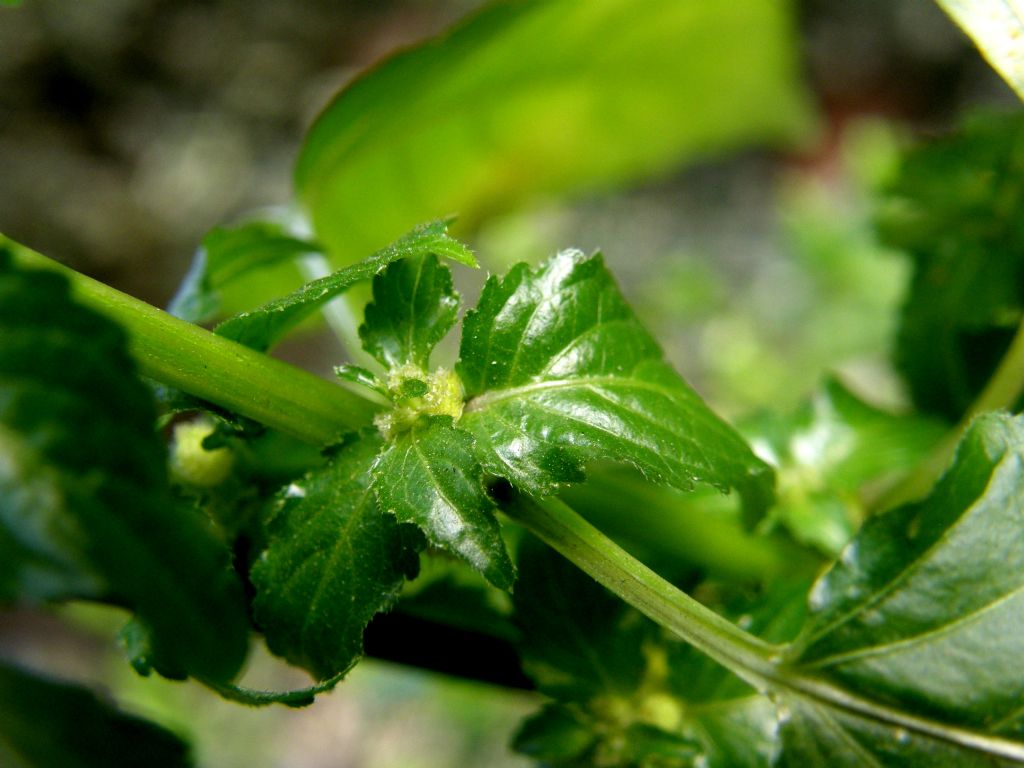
[9,241,379,445]
[505,495,779,690]
[870,314,1024,512]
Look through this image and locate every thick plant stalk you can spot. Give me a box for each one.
[8,240,379,444]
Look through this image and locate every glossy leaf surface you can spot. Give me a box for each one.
[0,661,192,768]
[360,255,461,369]
[0,249,248,682]
[215,220,475,351]
[935,0,1024,101]
[251,432,420,679]
[296,0,811,264]
[459,250,773,516]
[371,417,513,590]
[778,412,1024,764]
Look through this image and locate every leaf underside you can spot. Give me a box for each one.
[296,0,811,265]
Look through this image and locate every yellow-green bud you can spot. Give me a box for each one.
[169,418,234,487]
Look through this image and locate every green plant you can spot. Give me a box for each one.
[4,2,1024,766]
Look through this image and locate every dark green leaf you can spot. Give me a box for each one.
[458,250,774,517]
[933,2,1024,101]
[0,661,192,768]
[251,431,421,679]
[512,704,595,762]
[371,417,513,590]
[0,249,248,682]
[360,254,461,369]
[513,538,779,767]
[514,536,649,702]
[215,220,475,352]
[776,412,1024,764]
[296,0,811,265]
[877,113,1024,419]
[169,220,319,324]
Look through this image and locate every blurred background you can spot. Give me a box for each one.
[0,1,1018,766]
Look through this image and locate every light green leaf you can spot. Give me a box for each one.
[215,220,475,352]
[746,378,946,555]
[169,220,318,324]
[935,0,1024,101]
[0,247,249,682]
[775,412,1024,764]
[360,255,461,369]
[296,0,812,264]
[0,661,192,768]
[458,250,774,517]
[371,417,514,590]
[251,431,421,680]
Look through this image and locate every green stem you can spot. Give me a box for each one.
[505,495,778,690]
[9,242,379,444]
[871,314,1024,512]
[562,468,819,582]
[506,495,1024,760]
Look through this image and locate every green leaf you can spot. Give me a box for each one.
[251,431,421,680]
[0,661,192,768]
[0,250,249,682]
[512,537,781,767]
[360,255,461,369]
[169,220,318,324]
[513,535,649,701]
[876,113,1024,420]
[371,416,514,590]
[215,220,475,352]
[458,250,774,517]
[776,411,1024,764]
[934,1,1024,102]
[512,704,596,762]
[746,378,946,555]
[296,0,812,264]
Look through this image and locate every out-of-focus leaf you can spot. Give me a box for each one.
[876,113,1024,420]
[775,412,1024,765]
[296,0,812,264]
[745,378,946,555]
[513,536,650,702]
[169,221,319,324]
[934,1,1024,101]
[458,250,774,519]
[215,220,475,352]
[360,255,461,370]
[512,538,786,767]
[512,704,596,763]
[0,661,192,768]
[0,245,248,682]
[371,416,514,590]
[251,432,421,680]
